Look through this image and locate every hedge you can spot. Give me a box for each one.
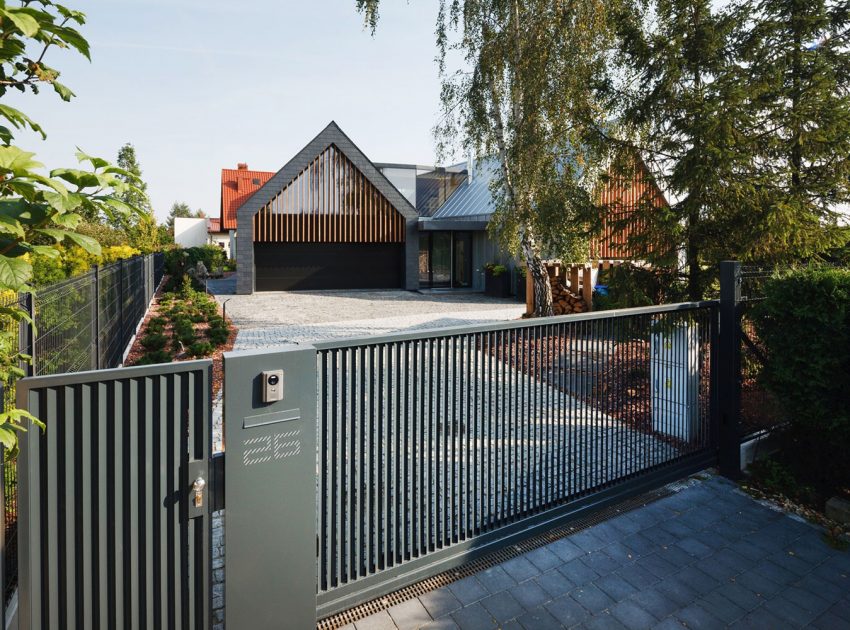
[754,267,850,491]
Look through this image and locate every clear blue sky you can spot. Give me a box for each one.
[7,0,445,221]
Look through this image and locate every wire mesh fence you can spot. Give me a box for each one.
[0,252,163,604]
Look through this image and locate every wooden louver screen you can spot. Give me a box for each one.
[592,162,660,259]
[253,145,405,244]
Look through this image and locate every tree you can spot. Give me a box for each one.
[729,0,850,258]
[116,143,151,214]
[113,142,162,252]
[0,1,143,452]
[357,0,614,316]
[166,201,205,233]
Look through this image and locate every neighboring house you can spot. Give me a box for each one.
[174,216,209,249]
[224,121,666,294]
[207,218,233,258]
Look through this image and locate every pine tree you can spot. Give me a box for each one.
[115,142,160,251]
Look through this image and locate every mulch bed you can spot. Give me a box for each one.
[124,278,238,397]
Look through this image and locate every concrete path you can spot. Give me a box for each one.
[346,476,850,630]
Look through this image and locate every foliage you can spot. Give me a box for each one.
[136,349,172,366]
[164,245,225,291]
[747,457,817,505]
[188,341,213,358]
[140,332,167,351]
[357,0,616,316]
[31,243,140,285]
[606,0,850,300]
[754,267,850,493]
[594,263,686,310]
[116,142,161,253]
[484,263,508,277]
[0,1,146,453]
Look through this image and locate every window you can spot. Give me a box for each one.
[252,178,261,186]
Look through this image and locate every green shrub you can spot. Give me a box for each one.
[188,341,214,357]
[148,316,167,328]
[140,333,168,351]
[594,263,686,310]
[207,327,230,346]
[165,246,225,279]
[754,267,850,492]
[136,350,173,365]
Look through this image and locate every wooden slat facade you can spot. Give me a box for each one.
[253,145,405,244]
[592,160,664,259]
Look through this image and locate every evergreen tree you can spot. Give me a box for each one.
[115,142,161,252]
[730,0,850,259]
[116,143,152,215]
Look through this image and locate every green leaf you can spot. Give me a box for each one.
[0,254,31,291]
[43,190,83,212]
[2,8,40,37]
[52,81,75,102]
[49,168,100,188]
[36,228,101,255]
[0,212,23,237]
[0,146,42,174]
[30,245,60,258]
[0,104,45,140]
[51,211,81,229]
[74,149,109,170]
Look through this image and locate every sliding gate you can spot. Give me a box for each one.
[16,360,213,629]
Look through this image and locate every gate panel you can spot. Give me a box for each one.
[16,360,213,630]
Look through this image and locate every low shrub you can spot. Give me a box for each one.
[136,350,173,365]
[594,263,685,310]
[754,266,850,494]
[148,316,167,328]
[140,333,168,351]
[188,341,214,357]
[207,327,230,346]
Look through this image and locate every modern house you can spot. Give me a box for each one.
[223,121,664,294]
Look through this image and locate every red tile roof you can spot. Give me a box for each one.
[220,166,274,230]
[207,218,222,233]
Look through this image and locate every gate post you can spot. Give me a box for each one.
[223,346,317,629]
[719,261,742,478]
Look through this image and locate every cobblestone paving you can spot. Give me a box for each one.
[346,475,850,630]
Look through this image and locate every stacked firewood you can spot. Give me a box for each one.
[550,278,587,315]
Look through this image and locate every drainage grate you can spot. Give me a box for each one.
[317,485,675,630]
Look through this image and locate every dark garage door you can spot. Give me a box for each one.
[254,242,403,290]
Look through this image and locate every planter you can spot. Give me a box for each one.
[485,270,511,298]
[516,271,527,303]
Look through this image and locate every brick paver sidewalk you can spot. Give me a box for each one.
[348,476,849,629]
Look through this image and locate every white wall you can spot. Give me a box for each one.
[174,217,209,248]
[209,232,231,258]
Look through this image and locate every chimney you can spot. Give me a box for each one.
[467,152,475,183]
[237,162,248,170]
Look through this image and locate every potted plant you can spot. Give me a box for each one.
[484,262,510,298]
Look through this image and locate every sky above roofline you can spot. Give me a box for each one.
[5,0,446,221]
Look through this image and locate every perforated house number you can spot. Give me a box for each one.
[243,429,302,466]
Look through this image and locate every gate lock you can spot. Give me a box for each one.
[192,475,207,508]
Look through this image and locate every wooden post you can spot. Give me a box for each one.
[582,265,593,312]
[525,269,533,315]
[570,265,580,295]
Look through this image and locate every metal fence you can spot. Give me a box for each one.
[313,301,719,615]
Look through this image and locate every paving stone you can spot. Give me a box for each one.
[785,538,834,565]
[733,569,786,598]
[450,603,497,630]
[615,561,659,590]
[792,573,848,604]
[625,587,678,620]
[419,588,463,619]
[651,618,685,630]
[673,566,721,592]
[510,580,550,609]
[673,603,723,629]
[448,577,488,606]
[558,557,600,584]
[581,549,623,576]
[727,538,771,562]
[751,559,798,587]
[639,524,678,546]
[655,545,696,569]
[534,568,575,599]
[355,611,398,630]
[478,591,524,623]
[712,581,766,612]
[388,598,433,630]
[525,546,562,572]
[636,552,678,579]
[421,619,460,630]
[675,537,714,559]
[622,533,658,557]
[654,577,699,608]
[730,606,795,629]
[570,583,615,614]
[549,538,585,563]
[515,606,562,630]
[694,557,738,583]
[475,565,516,595]
[607,599,657,630]
[762,596,818,627]
[605,514,643,536]
[594,573,638,602]
[544,594,589,627]
[830,598,850,622]
[605,541,638,563]
[501,556,541,583]
[768,549,817,577]
[710,547,757,574]
[582,610,628,629]
[811,610,850,629]
[782,585,832,615]
[570,529,609,553]
[695,590,747,624]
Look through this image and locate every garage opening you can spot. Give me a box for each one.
[254,242,403,291]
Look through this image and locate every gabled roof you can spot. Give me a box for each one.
[208,218,222,233]
[220,166,274,230]
[236,121,419,231]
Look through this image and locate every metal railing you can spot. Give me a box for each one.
[314,301,719,614]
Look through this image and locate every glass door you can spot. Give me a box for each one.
[430,232,452,287]
[452,232,472,288]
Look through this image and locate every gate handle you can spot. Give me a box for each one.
[192,475,207,508]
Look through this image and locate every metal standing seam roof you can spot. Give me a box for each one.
[429,159,499,223]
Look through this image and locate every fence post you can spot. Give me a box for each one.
[719,260,742,478]
[224,346,317,630]
[93,265,101,370]
[21,292,35,377]
[118,258,125,355]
